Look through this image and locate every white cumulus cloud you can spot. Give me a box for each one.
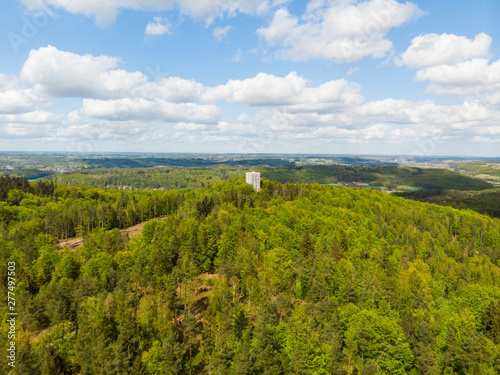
[20,46,147,99]
[174,122,207,131]
[0,110,59,125]
[395,32,492,68]
[79,98,222,123]
[285,79,364,112]
[6,43,500,150]
[0,74,48,114]
[135,77,205,103]
[257,0,423,62]
[145,17,171,36]
[202,72,363,109]
[415,58,500,97]
[356,97,494,131]
[204,72,307,105]
[0,111,61,140]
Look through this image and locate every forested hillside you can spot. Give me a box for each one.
[49,165,493,192]
[395,189,500,219]
[0,175,182,241]
[262,165,493,190]
[0,169,54,181]
[49,167,239,191]
[1,177,499,374]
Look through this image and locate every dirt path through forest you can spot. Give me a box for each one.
[59,216,166,251]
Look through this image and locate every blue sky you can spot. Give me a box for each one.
[0,0,499,156]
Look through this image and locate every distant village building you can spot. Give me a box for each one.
[246,171,261,191]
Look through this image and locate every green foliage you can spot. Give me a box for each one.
[0,178,499,373]
[262,165,492,190]
[344,309,414,374]
[0,175,55,201]
[395,188,500,219]
[438,309,497,374]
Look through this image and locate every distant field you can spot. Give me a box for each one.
[396,185,422,191]
[453,162,500,183]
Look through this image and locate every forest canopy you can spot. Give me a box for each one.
[0,176,499,374]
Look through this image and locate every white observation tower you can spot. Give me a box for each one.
[246,171,261,191]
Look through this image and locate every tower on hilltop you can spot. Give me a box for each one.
[246,171,261,191]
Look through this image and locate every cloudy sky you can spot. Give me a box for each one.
[1,0,499,156]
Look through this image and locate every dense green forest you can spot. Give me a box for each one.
[49,167,240,191]
[262,166,492,190]
[395,189,500,219]
[0,175,182,240]
[49,165,493,192]
[0,169,55,181]
[1,176,500,374]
